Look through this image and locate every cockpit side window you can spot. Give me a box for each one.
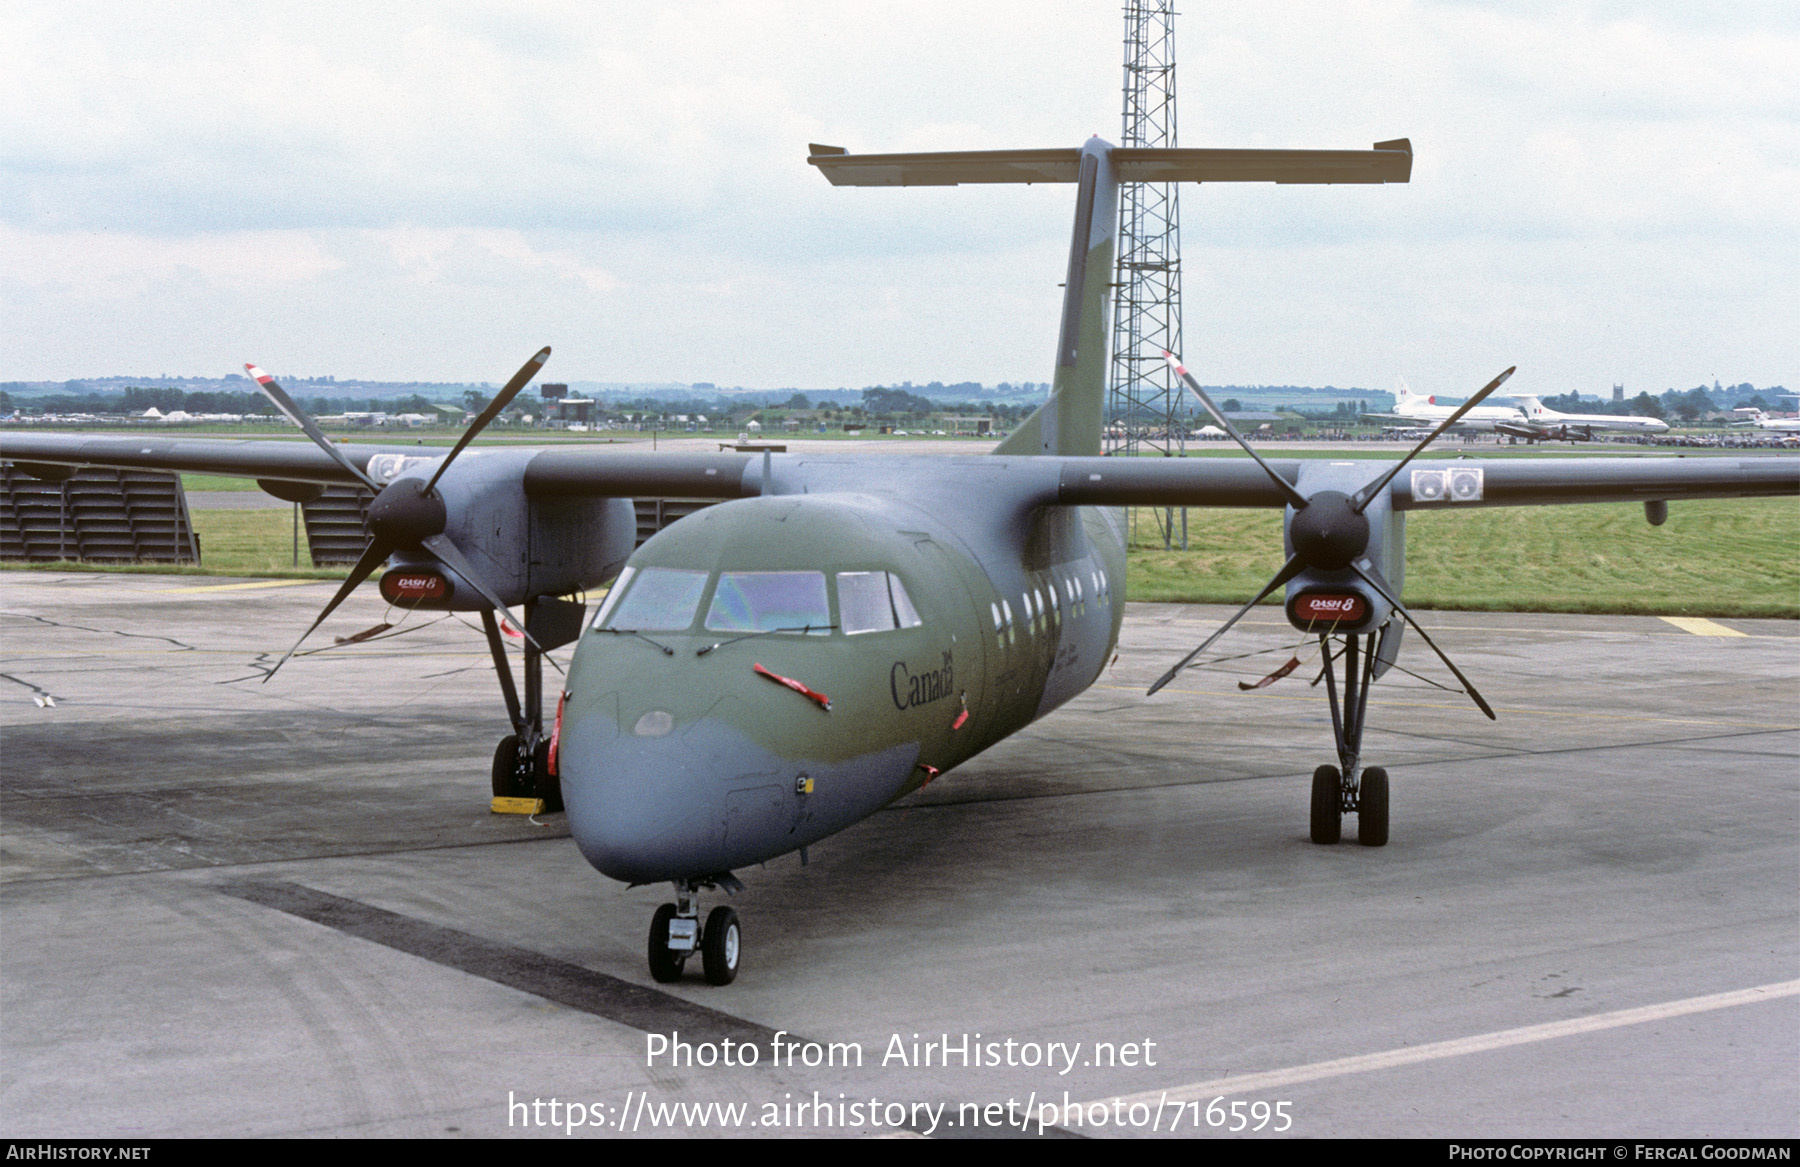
[838,571,925,635]
[706,571,831,633]
[888,574,922,629]
[838,572,892,635]
[599,567,709,631]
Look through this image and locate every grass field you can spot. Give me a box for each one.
[7,490,1795,617]
[1128,496,1799,617]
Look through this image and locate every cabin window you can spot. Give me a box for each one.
[706,571,831,634]
[600,567,708,631]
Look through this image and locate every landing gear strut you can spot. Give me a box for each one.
[648,879,741,985]
[482,604,561,811]
[1314,631,1389,847]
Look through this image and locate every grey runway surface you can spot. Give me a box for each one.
[1,572,1795,1139]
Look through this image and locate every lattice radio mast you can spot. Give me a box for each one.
[1108,0,1187,545]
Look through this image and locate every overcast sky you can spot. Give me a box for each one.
[2,1,1794,397]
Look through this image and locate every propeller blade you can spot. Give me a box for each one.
[1350,559,1495,719]
[1350,366,1515,513]
[245,364,380,491]
[1162,351,1308,510]
[1147,554,1307,696]
[421,347,551,496]
[262,537,394,682]
[421,533,542,652]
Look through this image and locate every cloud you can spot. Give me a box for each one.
[0,1,1792,389]
[0,225,342,297]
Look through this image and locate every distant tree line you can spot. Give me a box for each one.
[1536,383,1786,423]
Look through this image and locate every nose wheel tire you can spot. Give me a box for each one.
[1358,766,1389,847]
[702,906,741,986]
[1310,764,1342,845]
[647,903,687,983]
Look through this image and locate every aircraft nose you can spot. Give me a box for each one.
[554,689,922,885]
[558,706,728,884]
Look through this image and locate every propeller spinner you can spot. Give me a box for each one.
[249,347,552,678]
[1147,350,1507,720]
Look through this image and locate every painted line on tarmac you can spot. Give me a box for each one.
[217,880,780,1045]
[156,579,324,593]
[1093,979,1800,1112]
[219,880,1083,1140]
[1659,615,1750,637]
[1144,614,1790,639]
[1098,684,1800,731]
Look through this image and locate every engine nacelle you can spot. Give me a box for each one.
[1284,575,1390,636]
[366,449,635,608]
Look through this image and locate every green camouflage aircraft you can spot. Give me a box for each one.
[5,135,1794,986]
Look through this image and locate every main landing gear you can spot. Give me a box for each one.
[1310,630,1390,848]
[482,603,564,812]
[648,879,742,985]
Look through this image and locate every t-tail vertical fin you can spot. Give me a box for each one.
[998,139,1117,457]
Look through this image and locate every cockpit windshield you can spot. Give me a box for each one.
[598,567,709,631]
[705,571,831,633]
[593,566,924,637]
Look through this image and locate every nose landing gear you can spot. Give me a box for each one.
[648,878,743,985]
[1311,631,1391,848]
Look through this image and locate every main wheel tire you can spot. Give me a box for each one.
[701,906,741,986]
[531,738,563,813]
[647,903,685,983]
[1310,764,1342,845]
[492,734,529,798]
[1358,766,1389,848]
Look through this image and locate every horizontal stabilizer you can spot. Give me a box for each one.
[808,141,1411,186]
[809,147,1082,186]
[1117,143,1411,184]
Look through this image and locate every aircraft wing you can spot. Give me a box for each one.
[2,432,379,486]
[0,432,771,500]
[5,433,1794,511]
[514,447,1800,511]
[1048,455,1798,510]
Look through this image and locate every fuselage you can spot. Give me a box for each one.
[556,458,1127,885]
[1391,395,1524,433]
[1517,398,1669,434]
